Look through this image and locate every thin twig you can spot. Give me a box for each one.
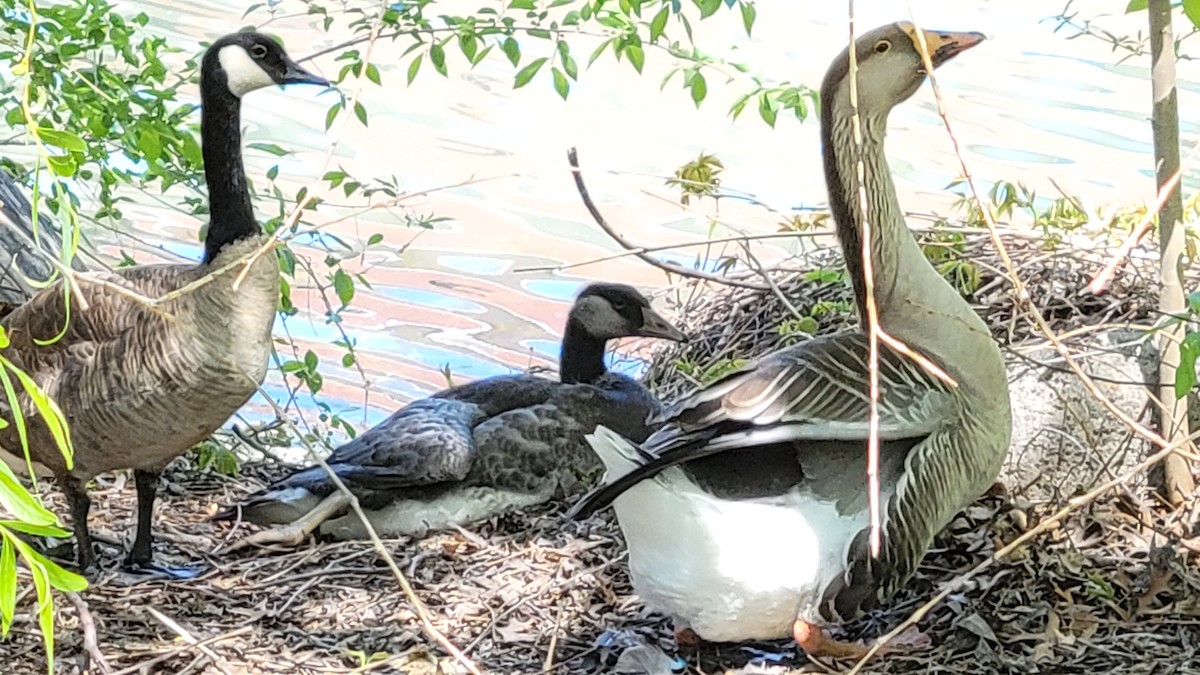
[146,608,232,675]
[108,627,253,675]
[566,148,769,291]
[66,592,112,675]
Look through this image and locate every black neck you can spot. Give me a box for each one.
[200,68,258,264]
[559,318,608,384]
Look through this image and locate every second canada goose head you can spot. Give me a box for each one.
[204,32,329,99]
[198,32,328,265]
[569,283,687,343]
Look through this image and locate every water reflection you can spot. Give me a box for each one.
[72,0,1198,451]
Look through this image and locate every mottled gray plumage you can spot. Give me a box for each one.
[568,23,1012,647]
[0,32,327,574]
[226,283,687,539]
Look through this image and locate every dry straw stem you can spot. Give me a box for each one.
[147,607,233,675]
[843,8,1195,671]
[845,2,959,559]
[1088,136,1200,293]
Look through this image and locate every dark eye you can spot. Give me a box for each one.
[874,40,891,53]
[611,299,627,311]
[250,43,268,59]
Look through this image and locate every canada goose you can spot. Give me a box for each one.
[0,32,328,577]
[219,282,687,547]
[567,23,1011,658]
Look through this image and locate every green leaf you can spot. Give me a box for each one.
[45,155,76,177]
[1187,291,1200,315]
[407,54,423,85]
[1125,0,1147,11]
[1176,332,1200,399]
[0,520,70,538]
[697,0,723,18]
[325,102,342,130]
[502,37,521,66]
[138,129,162,163]
[367,233,384,246]
[552,67,570,99]
[649,5,669,41]
[627,44,645,73]
[458,33,478,63]
[0,458,57,527]
[430,43,448,76]
[353,101,369,127]
[588,38,614,66]
[1184,0,1200,29]
[739,1,756,36]
[333,269,355,306]
[690,72,707,106]
[37,128,86,153]
[0,536,14,636]
[758,92,778,127]
[514,57,548,88]
[248,142,288,157]
[365,63,381,85]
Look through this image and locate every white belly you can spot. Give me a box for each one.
[611,467,865,642]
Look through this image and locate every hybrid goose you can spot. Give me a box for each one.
[0,32,328,577]
[568,23,1011,658]
[219,282,686,547]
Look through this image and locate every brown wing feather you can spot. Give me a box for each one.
[0,237,279,480]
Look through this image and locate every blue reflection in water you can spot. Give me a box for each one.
[378,286,488,313]
[968,144,1074,165]
[281,316,511,381]
[523,278,584,302]
[438,254,511,276]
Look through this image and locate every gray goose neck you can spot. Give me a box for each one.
[818,78,999,389]
[819,101,921,322]
[199,61,257,265]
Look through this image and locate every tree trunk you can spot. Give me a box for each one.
[1148,0,1194,504]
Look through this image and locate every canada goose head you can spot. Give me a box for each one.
[821,22,984,117]
[205,32,329,99]
[570,283,687,342]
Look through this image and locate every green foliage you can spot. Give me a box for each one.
[0,336,88,672]
[194,440,240,476]
[777,316,818,345]
[674,356,745,385]
[666,152,724,205]
[1175,292,1200,399]
[1125,0,1200,30]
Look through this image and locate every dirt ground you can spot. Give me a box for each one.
[4,455,1200,674]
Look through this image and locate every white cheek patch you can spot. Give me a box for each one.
[217,45,276,97]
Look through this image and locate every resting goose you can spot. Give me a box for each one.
[567,23,1011,658]
[219,282,687,546]
[0,32,328,576]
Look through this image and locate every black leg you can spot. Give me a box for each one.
[128,469,158,566]
[62,475,95,574]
